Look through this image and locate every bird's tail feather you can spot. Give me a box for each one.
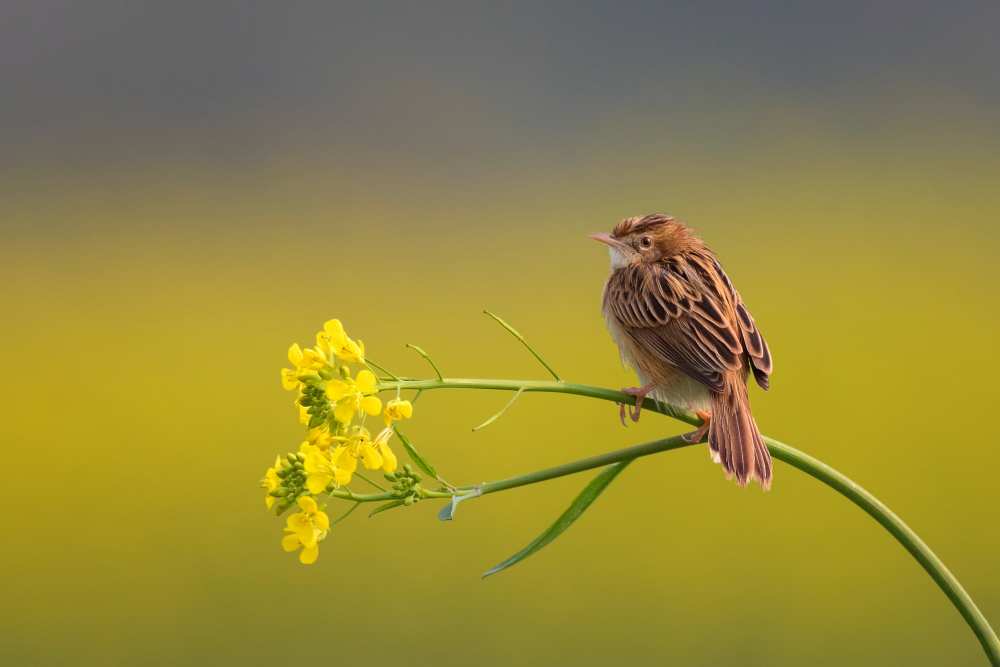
[708,377,772,489]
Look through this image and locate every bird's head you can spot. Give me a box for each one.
[590,214,699,269]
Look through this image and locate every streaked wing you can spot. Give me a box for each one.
[604,251,771,392]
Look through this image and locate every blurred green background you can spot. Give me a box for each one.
[3,2,999,665]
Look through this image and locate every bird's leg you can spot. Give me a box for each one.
[619,383,657,423]
[682,410,712,443]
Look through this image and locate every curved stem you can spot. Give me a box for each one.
[771,438,1000,665]
[377,377,1000,666]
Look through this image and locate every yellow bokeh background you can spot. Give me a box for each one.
[3,4,999,664]
[4,133,998,665]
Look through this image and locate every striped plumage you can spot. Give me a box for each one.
[594,214,773,488]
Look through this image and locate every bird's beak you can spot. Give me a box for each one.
[589,232,621,248]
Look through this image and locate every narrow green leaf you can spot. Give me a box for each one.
[482,459,633,578]
[394,428,438,478]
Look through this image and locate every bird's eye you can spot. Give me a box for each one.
[639,236,653,249]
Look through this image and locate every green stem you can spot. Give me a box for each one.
[364,358,400,381]
[472,433,692,495]
[374,376,999,666]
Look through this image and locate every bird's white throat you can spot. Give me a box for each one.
[608,246,630,270]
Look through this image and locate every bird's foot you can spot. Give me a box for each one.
[682,410,712,443]
[618,383,656,425]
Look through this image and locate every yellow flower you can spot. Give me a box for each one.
[280,343,328,390]
[261,456,282,509]
[319,427,394,481]
[281,496,330,565]
[332,443,358,484]
[326,369,382,425]
[342,427,398,474]
[373,428,398,473]
[317,319,365,364]
[358,436,382,470]
[305,425,333,449]
[302,443,352,494]
[383,398,413,426]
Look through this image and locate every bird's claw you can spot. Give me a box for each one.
[619,385,654,424]
[682,410,712,443]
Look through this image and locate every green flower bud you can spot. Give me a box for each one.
[318,366,335,380]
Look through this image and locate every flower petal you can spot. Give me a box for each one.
[325,380,350,401]
[297,495,318,513]
[306,474,332,495]
[281,534,300,552]
[333,399,355,424]
[355,370,377,394]
[288,343,303,367]
[299,544,320,565]
[314,510,330,532]
[380,443,398,473]
[287,512,310,532]
[361,395,382,416]
[334,446,357,474]
[360,443,382,470]
[280,368,300,391]
[323,319,346,343]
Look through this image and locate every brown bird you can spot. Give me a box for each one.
[592,214,773,488]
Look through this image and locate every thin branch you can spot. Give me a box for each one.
[365,358,399,381]
[472,387,525,431]
[329,501,362,527]
[483,310,562,381]
[405,343,443,381]
[353,471,387,492]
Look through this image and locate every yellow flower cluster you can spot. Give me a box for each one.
[261,319,413,564]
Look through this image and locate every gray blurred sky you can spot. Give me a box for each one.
[3,1,998,168]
